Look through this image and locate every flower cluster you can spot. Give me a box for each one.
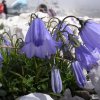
[1,16,100,94]
[21,18,57,58]
[20,17,100,93]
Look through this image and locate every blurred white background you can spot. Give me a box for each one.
[0,0,100,17]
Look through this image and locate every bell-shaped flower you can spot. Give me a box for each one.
[51,67,62,93]
[21,18,57,58]
[72,61,86,88]
[3,36,11,46]
[75,45,97,71]
[79,20,100,51]
[1,36,11,55]
[91,48,100,60]
[53,22,73,46]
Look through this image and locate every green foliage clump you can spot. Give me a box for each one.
[0,50,78,98]
[0,15,79,99]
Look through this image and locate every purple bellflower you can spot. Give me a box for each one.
[21,18,57,58]
[75,45,97,71]
[79,20,100,51]
[92,48,100,60]
[72,61,86,88]
[2,36,11,55]
[3,36,11,46]
[53,22,73,47]
[51,67,62,93]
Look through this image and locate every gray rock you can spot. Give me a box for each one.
[89,66,100,98]
[59,97,73,100]
[59,89,72,100]
[64,88,72,98]
[59,89,85,100]
[16,93,54,100]
[75,90,91,100]
[91,94,100,100]
[72,96,85,100]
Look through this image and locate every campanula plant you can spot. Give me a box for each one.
[0,14,100,99]
[21,18,57,58]
[51,66,62,93]
[72,61,86,88]
[53,21,73,47]
[79,20,100,51]
[75,45,98,71]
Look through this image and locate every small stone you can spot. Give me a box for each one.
[91,94,100,100]
[16,93,54,100]
[72,96,85,100]
[59,89,73,100]
[84,80,94,90]
[59,96,72,100]
[64,88,72,98]
[75,90,91,100]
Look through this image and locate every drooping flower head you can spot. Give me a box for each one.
[53,22,73,45]
[3,36,11,46]
[21,18,57,58]
[0,36,11,55]
[0,35,11,46]
[72,61,86,88]
[92,48,100,60]
[75,45,98,71]
[79,20,100,51]
[51,67,62,93]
